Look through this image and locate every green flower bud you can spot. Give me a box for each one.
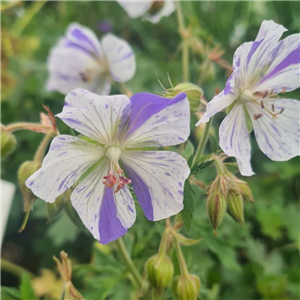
[64,198,85,230]
[206,193,227,236]
[236,179,255,203]
[1,127,16,157]
[172,274,201,300]
[18,161,41,211]
[227,190,245,226]
[146,254,174,289]
[47,195,65,223]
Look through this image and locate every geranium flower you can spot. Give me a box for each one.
[196,20,300,176]
[117,0,175,23]
[26,89,190,244]
[46,23,136,95]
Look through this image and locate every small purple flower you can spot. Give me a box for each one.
[98,21,113,33]
[26,89,190,244]
[117,1,175,24]
[47,23,136,95]
[196,20,300,176]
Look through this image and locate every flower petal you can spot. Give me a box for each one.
[246,99,300,161]
[57,89,131,145]
[219,104,254,176]
[122,93,190,148]
[71,160,136,244]
[255,20,287,42]
[117,1,152,18]
[26,135,104,203]
[255,34,300,93]
[121,151,190,221]
[196,90,236,125]
[102,34,136,82]
[145,1,175,23]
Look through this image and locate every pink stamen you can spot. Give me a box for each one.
[103,172,117,188]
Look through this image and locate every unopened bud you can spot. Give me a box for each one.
[236,179,255,203]
[227,190,245,226]
[47,195,65,223]
[1,127,16,157]
[172,274,201,300]
[65,198,85,230]
[18,161,41,211]
[206,193,227,235]
[146,254,174,289]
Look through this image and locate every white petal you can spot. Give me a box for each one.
[196,89,236,126]
[219,104,254,176]
[122,93,190,148]
[255,20,287,42]
[102,34,136,82]
[26,135,104,203]
[71,159,136,244]
[117,1,152,18]
[57,89,131,145]
[145,1,175,23]
[122,151,190,221]
[247,99,300,161]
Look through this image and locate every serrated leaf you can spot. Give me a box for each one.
[174,232,202,245]
[181,180,196,232]
[20,273,37,300]
[191,159,214,175]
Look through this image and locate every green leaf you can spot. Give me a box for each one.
[20,273,37,300]
[181,180,196,232]
[1,287,21,300]
[209,134,219,153]
[191,159,214,175]
[181,140,195,161]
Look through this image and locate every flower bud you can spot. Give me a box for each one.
[145,254,174,289]
[206,193,227,235]
[47,195,65,223]
[1,127,16,157]
[18,161,41,211]
[236,179,255,203]
[227,190,245,226]
[64,198,85,230]
[172,274,201,300]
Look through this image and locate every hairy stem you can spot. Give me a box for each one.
[4,123,52,133]
[173,236,189,277]
[33,130,55,162]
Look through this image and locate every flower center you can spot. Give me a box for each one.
[103,146,131,193]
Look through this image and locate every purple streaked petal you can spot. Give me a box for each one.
[219,104,254,176]
[122,93,190,148]
[25,135,104,203]
[57,89,131,145]
[122,150,190,221]
[102,34,136,82]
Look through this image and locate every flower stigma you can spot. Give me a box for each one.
[103,146,131,193]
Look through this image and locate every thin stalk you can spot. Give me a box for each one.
[11,1,47,37]
[175,1,189,82]
[33,130,55,162]
[118,82,132,98]
[173,236,189,277]
[192,118,212,168]
[1,258,34,278]
[213,156,227,175]
[18,210,31,233]
[157,228,170,256]
[115,237,144,289]
[4,123,52,133]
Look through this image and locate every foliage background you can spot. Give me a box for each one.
[1,1,300,299]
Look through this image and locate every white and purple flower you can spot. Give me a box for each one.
[117,0,175,24]
[196,20,300,176]
[26,89,190,244]
[47,23,136,95]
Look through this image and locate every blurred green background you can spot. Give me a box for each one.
[1,1,300,299]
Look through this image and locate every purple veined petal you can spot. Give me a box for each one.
[121,92,190,148]
[255,20,287,42]
[246,99,300,161]
[71,159,136,244]
[102,34,136,82]
[145,1,175,23]
[219,104,254,176]
[25,135,105,203]
[121,150,190,221]
[255,34,300,93]
[57,89,132,145]
[46,38,107,95]
[117,1,152,18]
[195,89,236,126]
[65,23,103,57]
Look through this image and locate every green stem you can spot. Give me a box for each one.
[175,1,189,82]
[33,130,55,162]
[18,209,31,233]
[1,258,34,278]
[158,228,170,256]
[173,236,189,277]
[213,156,227,175]
[115,237,144,289]
[5,122,52,133]
[192,118,212,168]
[11,1,47,37]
